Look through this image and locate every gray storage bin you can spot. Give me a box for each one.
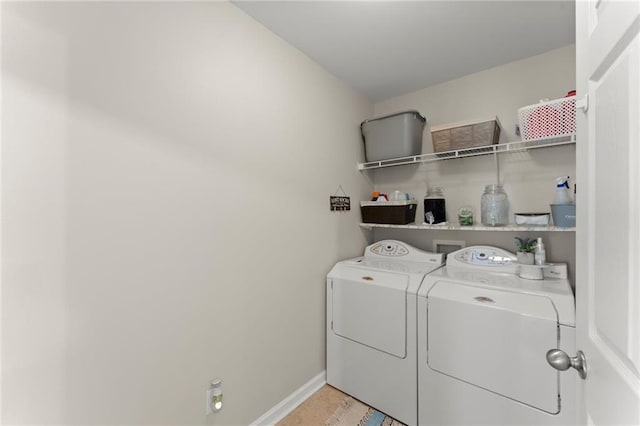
[361,111,426,162]
[551,204,576,227]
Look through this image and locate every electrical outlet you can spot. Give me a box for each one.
[433,240,465,255]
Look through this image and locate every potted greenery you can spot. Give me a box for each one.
[514,237,536,265]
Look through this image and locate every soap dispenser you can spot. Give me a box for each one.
[534,237,546,266]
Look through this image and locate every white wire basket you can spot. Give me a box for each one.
[517,95,576,141]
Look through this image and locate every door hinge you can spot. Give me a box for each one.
[576,95,589,112]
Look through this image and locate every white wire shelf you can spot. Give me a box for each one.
[357,134,576,170]
[359,223,576,232]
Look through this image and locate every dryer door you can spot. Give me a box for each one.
[331,267,408,358]
[427,281,560,413]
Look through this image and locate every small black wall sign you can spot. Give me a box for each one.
[330,196,351,211]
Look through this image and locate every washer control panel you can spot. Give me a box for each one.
[369,241,409,257]
[365,240,444,265]
[449,246,517,269]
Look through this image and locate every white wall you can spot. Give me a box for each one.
[369,45,577,280]
[1,3,579,423]
[1,2,372,424]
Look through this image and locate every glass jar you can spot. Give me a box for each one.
[481,184,509,226]
[458,206,474,226]
[424,187,446,224]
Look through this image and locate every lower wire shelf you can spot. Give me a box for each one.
[360,223,576,232]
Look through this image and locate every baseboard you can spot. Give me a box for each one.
[250,370,326,425]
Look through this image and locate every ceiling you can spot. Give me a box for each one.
[232,1,575,102]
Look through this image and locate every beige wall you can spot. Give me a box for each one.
[1,2,578,424]
[368,45,577,282]
[1,2,372,424]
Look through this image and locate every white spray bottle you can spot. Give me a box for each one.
[553,176,573,204]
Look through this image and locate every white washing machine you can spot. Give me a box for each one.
[327,240,445,426]
[417,246,576,425]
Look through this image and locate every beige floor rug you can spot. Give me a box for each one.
[276,385,405,426]
[325,396,405,426]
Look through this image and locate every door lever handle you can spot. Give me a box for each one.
[546,349,587,379]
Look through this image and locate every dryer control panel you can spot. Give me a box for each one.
[369,241,409,256]
[366,240,444,264]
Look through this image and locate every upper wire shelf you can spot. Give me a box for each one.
[357,134,576,170]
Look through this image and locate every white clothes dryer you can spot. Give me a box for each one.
[327,240,445,426]
[417,246,576,425]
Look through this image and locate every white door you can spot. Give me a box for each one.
[576,0,640,424]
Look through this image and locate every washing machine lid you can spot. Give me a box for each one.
[421,266,576,327]
[330,257,440,295]
[426,281,560,414]
[331,267,408,358]
[417,245,575,327]
[358,257,442,275]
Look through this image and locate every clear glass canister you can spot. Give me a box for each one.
[481,184,509,226]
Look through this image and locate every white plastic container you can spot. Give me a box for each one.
[361,111,426,162]
[514,213,550,226]
[517,95,576,141]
